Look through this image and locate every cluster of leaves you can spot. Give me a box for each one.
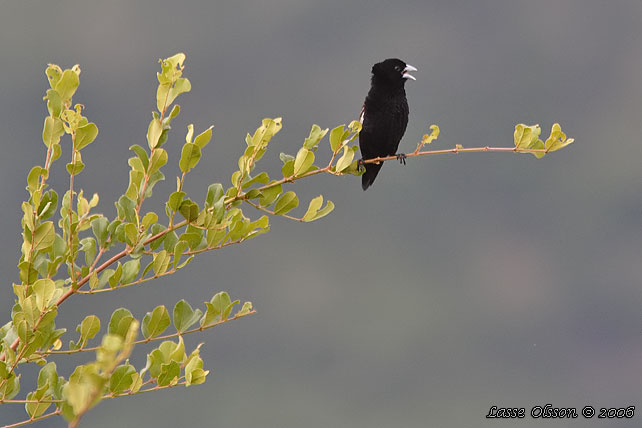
[514,123,574,158]
[0,52,369,427]
[17,292,249,423]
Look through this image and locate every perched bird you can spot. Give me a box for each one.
[359,58,417,190]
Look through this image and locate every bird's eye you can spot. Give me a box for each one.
[394,66,401,71]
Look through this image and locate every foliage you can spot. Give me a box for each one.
[0,53,573,428]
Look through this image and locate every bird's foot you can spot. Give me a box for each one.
[396,153,407,165]
[357,158,366,172]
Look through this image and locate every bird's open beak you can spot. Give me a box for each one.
[402,64,417,81]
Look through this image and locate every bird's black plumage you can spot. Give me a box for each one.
[359,58,416,190]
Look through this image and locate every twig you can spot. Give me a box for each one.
[0,409,62,428]
[38,310,255,356]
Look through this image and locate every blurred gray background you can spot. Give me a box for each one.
[2,0,642,427]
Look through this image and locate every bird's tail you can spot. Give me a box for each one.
[361,163,383,191]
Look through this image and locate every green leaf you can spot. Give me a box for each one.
[237,301,253,316]
[530,138,546,158]
[335,145,355,172]
[194,126,213,149]
[145,170,165,199]
[108,308,135,339]
[259,182,282,207]
[108,263,122,288]
[223,300,240,320]
[514,124,542,150]
[121,259,140,284]
[201,291,232,325]
[185,356,208,386]
[91,217,109,248]
[244,216,270,239]
[78,315,100,343]
[179,143,202,173]
[147,118,163,150]
[205,183,224,208]
[26,166,44,195]
[124,223,138,247]
[545,123,574,153]
[50,142,62,163]
[66,155,85,175]
[152,250,171,275]
[129,372,143,394]
[156,85,170,112]
[178,199,199,222]
[42,116,64,148]
[141,212,158,231]
[206,227,226,248]
[163,230,179,252]
[279,153,294,164]
[329,125,347,152]
[303,124,328,150]
[32,221,55,252]
[116,195,136,223]
[55,69,79,101]
[109,364,136,393]
[176,255,194,270]
[168,77,191,106]
[249,117,282,149]
[302,195,335,222]
[273,191,299,215]
[142,305,170,339]
[173,241,188,269]
[168,104,181,120]
[88,271,99,290]
[279,158,293,178]
[74,123,98,150]
[167,191,186,212]
[80,237,97,266]
[38,190,58,220]
[129,144,149,170]
[0,369,20,400]
[185,124,194,143]
[37,362,59,391]
[45,64,62,89]
[95,268,113,290]
[148,148,168,174]
[302,195,324,222]
[293,147,315,176]
[157,361,181,386]
[179,226,203,250]
[173,300,202,332]
[25,386,52,419]
[45,89,62,117]
[242,172,270,189]
[32,278,56,310]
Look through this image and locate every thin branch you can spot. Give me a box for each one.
[360,145,548,164]
[0,398,63,404]
[39,310,255,356]
[244,199,303,222]
[183,237,248,256]
[106,379,187,400]
[0,409,62,428]
[75,268,176,295]
[67,138,79,286]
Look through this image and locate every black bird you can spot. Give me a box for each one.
[359,58,417,190]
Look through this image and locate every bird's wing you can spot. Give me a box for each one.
[359,103,365,124]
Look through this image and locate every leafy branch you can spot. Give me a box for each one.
[0,52,573,427]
